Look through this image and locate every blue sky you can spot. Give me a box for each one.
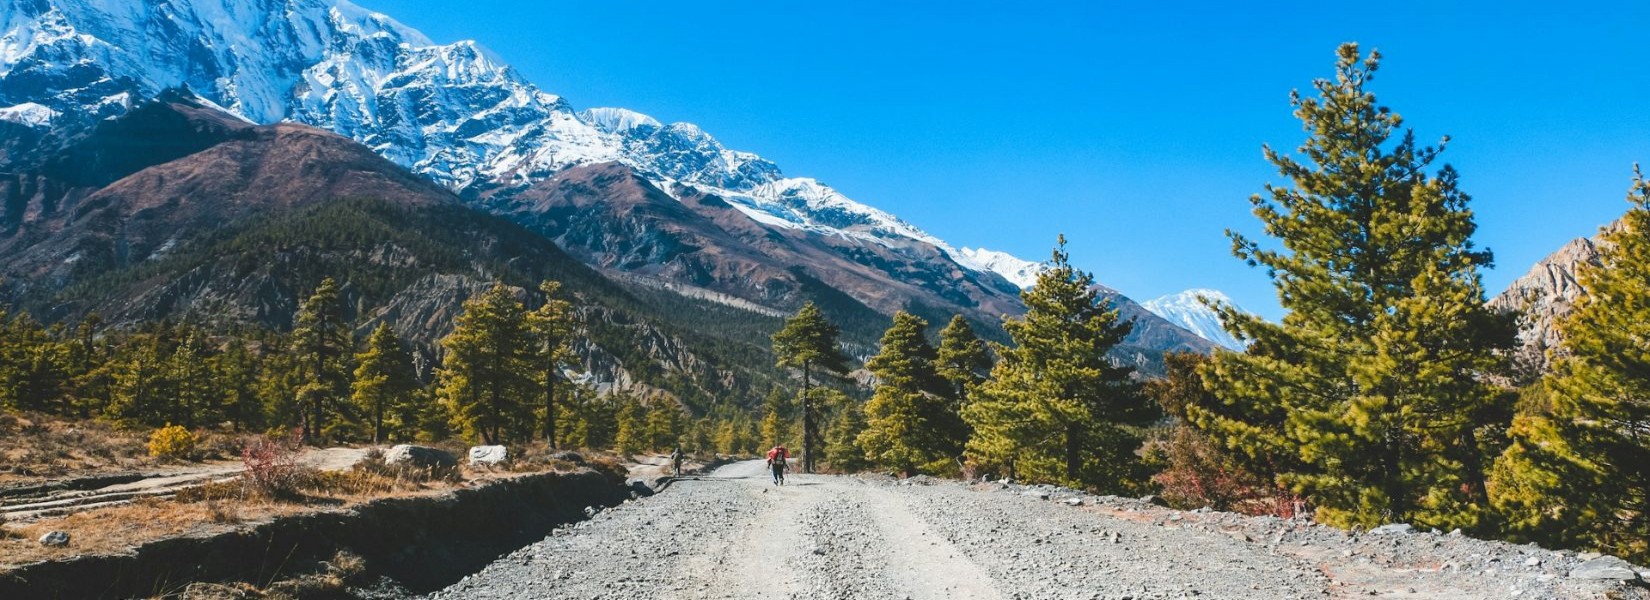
[357,0,1649,320]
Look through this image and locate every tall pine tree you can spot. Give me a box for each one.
[858,311,963,475]
[771,302,848,473]
[530,280,577,448]
[437,284,536,444]
[291,278,353,443]
[1490,167,1650,561]
[352,323,418,444]
[1201,44,1514,530]
[963,236,1151,492]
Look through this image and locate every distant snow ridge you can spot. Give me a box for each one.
[0,0,1041,284]
[956,247,1045,289]
[1143,289,1248,351]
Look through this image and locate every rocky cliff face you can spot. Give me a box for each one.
[1489,235,1604,373]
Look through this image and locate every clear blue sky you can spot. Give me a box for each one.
[357,0,1649,320]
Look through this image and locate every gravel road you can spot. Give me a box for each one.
[428,461,1649,600]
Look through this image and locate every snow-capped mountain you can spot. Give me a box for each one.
[956,247,1045,289]
[1143,289,1248,351]
[0,0,1007,272]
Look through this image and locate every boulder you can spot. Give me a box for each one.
[38,531,68,546]
[1569,556,1641,581]
[384,444,457,470]
[468,445,508,467]
[550,451,586,465]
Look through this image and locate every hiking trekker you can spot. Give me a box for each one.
[670,446,685,477]
[766,445,789,485]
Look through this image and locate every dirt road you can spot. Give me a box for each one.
[430,460,1647,600]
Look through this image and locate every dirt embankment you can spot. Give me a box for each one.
[0,468,631,599]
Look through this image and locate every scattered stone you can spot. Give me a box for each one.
[1139,494,1169,507]
[1368,523,1413,535]
[583,506,601,518]
[1524,557,1541,567]
[468,445,509,466]
[38,531,69,546]
[1568,556,1640,581]
[384,444,457,470]
[1024,491,1051,500]
[1064,497,1084,506]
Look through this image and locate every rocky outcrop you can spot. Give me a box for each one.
[1489,235,1603,372]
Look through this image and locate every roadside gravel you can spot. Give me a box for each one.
[428,461,1649,600]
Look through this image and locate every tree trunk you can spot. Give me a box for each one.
[374,401,383,445]
[545,369,558,449]
[1065,422,1080,483]
[802,359,813,474]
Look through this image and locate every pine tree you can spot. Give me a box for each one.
[936,315,992,404]
[823,389,871,472]
[771,302,849,473]
[214,339,263,432]
[1490,167,1650,561]
[645,401,684,450]
[1146,352,1279,512]
[858,311,963,475]
[759,389,797,449]
[352,324,418,444]
[290,278,353,443]
[615,395,648,454]
[530,280,577,448]
[437,284,536,444]
[1202,44,1515,530]
[168,331,215,429]
[963,236,1151,492]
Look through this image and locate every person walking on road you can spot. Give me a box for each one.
[670,447,685,477]
[766,445,789,485]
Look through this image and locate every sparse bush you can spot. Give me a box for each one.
[148,424,198,461]
[241,433,303,498]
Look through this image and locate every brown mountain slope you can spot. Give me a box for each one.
[0,98,787,408]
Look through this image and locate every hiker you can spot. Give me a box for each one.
[670,446,685,477]
[765,445,789,485]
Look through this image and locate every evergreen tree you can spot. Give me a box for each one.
[437,284,536,444]
[1147,352,1279,512]
[1490,167,1650,561]
[106,335,171,427]
[645,401,685,450]
[858,311,963,475]
[352,324,418,444]
[936,315,992,405]
[771,302,849,473]
[1202,44,1515,530]
[214,340,263,432]
[963,236,1151,492]
[759,389,798,449]
[290,278,353,442]
[0,312,70,414]
[615,395,648,454]
[168,331,215,429]
[530,280,577,448]
[823,389,871,472]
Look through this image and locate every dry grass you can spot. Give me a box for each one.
[0,413,251,485]
[0,440,608,574]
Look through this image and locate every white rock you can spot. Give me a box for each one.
[468,445,509,466]
[38,531,69,546]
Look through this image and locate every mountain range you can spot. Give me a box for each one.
[0,0,1236,377]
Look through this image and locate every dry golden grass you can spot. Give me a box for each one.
[0,450,588,570]
[0,413,251,485]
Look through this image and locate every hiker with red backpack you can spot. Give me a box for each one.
[765,445,789,485]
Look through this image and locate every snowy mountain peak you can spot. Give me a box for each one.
[1143,289,1248,351]
[582,107,662,134]
[955,247,1045,289]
